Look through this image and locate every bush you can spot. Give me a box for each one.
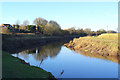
[27,25,36,32]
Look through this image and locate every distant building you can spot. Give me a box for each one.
[0,24,13,29]
[0,24,13,33]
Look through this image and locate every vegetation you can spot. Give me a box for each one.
[2,51,55,79]
[1,17,117,36]
[33,17,48,33]
[2,35,71,79]
[23,20,29,27]
[27,25,36,32]
[1,17,118,78]
[64,33,119,57]
[43,20,62,36]
[98,33,118,40]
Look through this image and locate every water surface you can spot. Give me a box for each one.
[12,41,118,78]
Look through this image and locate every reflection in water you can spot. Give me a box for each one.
[39,59,44,66]
[75,50,119,64]
[13,41,65,65]
[33,42,61,60]
[67,47,120,64]
[12,41,118,78]
[60,70,64,76]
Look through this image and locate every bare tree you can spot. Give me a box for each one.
[15,20,20,30]
[84,28,91,36]
[49,20,61,29]
[16,20,20,25]
[23,20,29,26]
[23,20,29,30]
[67,27,76,34]
[43,20,62,35]
[33,17,48,32]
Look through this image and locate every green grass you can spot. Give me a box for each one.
[2,51,54,79]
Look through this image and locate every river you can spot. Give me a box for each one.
[11,41,118,78]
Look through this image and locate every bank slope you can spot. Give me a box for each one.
[2,51,55,79]
[64,33,119,57]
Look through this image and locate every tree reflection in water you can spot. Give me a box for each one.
[33,42,62,61]
[14,41,67,64]
[14,40,120,64]
[12,40,118,78]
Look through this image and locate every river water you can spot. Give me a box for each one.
[12,41,118,78]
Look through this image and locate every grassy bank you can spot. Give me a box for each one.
[2,34,77,53]
[64,33,119,57]
[2,34,73,79]
[2,51,55,79]
[2,33,80,40]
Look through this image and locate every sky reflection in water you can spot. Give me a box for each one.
[12,42,118,78]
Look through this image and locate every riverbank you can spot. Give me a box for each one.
[2,34,78,53]
[64,33,119,57]
[2,33,77,79]
[2,51,55,79]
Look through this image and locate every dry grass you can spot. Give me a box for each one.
[97,33,118,40]
[65,33,119,56]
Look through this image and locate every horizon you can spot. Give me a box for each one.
[1,2,118,31]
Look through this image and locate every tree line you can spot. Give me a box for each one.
[12,17,116,36]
